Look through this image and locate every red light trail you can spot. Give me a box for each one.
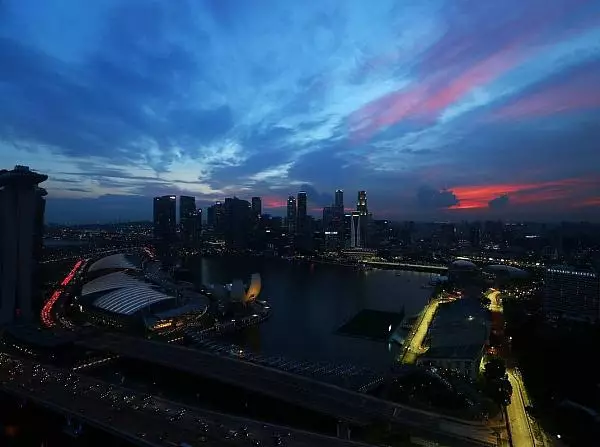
[41,259,83,328]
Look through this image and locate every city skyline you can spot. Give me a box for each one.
[1,0,599,223]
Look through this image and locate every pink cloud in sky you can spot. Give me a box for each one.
[349,39,530,140]
[349,84,430,141]
[419,42,526,116]
[492,84,600,120]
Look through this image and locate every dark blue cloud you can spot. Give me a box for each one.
[488,195,510,210]
[417,187,460,209]
[0,0,598,222]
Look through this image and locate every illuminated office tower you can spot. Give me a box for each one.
[357,190,368,216]
[286,195,297,234]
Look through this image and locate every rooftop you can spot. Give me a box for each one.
[427,299,489,349]
[3,325,78,348]
[0,165,48,187]
[485,264,528,278]
[420,344,483,361]
[88,253,141,273]
[450,259,477,270]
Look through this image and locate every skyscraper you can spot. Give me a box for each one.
[356,191,369,247]
[0,166,48,324]
[251,196,262,217]
[207,205,215,229]
[297,191,307,235]
[470,223,482,249]
[330,188,345,248]
[222,197,252,248]
[179,195,196,242]
[349,211,362,248]
[335,189,344,210]
[214,201,224,233]
[322,206,334,231]
[286,195,296,234]
[153,195,176,241]
[357,190,368,216]
[194,208,203,241]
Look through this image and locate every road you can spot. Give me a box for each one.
[506,369,535,447]
[362,260,448,272]
[484,288,540,447]
[0,353,372,447]
[40,259,84,328]
[399,297,440,364]
[80,333,501,446]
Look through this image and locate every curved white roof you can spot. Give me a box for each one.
[88,253,140,273]
[486,264,528,277]
[82,271,144,296]
[93,285,174,315]
[451,259,477,269]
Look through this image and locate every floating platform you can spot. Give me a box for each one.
[335,309,405,342]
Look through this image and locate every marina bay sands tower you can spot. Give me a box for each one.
[0,166,48,325]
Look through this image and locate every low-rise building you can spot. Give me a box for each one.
[416,344,484,378]
[417,298,489,379]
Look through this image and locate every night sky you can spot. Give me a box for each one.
[1,0,599,223]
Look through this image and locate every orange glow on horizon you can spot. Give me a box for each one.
[575,197,600,208]
[448,178,596,210]
[262,196,287,208]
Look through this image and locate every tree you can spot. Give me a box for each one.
[483,358,512,406]
[484,358,506,382]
